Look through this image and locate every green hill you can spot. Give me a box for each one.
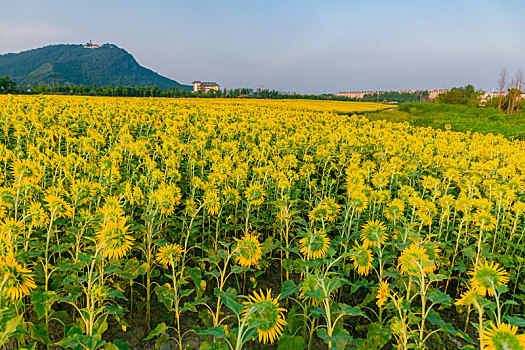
[0,43,191,90]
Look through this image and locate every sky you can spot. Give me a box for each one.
[1,0,524,94]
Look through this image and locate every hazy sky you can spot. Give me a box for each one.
[1,0,524,93]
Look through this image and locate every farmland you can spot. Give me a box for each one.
[1,95,525,349]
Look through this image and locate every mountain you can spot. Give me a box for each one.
[0,43,191,90]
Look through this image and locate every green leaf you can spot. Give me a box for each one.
[31,291,58,320]
[426,309,472,343]
[280,280,300,300]
[145,323,168,341]
[277,334,305,350]
[197,326,225,339]
[217,289,243,316]
[505,315,525,327]
[427,290,451,305]
[339,304,364,317]
[3,315,23,337]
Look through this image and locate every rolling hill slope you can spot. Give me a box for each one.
[0,43,191,89]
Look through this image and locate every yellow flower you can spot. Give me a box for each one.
[222,186,240,205]
[44,194,73,219]
[204,189,221,215]
[454,289,482,307]
[242,289,287,344]
[96,220,134,259]
[350,242,373,276]
[1,256,37,300]
[383,198,405,221]
[27,201,49,226]
[360,220,388,248]
[469,261,509,297]
[10,158,41,185]
[397,243,436,276]
[299,229,330,260]
[245,183,266,206]
[156,243,184,269]
[299,274,325,306]
[235,233,262,267]
[149,184,182,216]
[472,210,496,231]
[376,280,389,307]
[482,322,525,350]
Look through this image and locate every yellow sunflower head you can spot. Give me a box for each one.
[350,242,373,276]
[384,199,405,221]
[299,274,331,306]
[469,261,509,297]
[0,232,14,263]
[360,220,388,248]
[454,289,482,308]
[397,243,436,276]
[242,289,287,344]
[482,322,525,350]
[472,210,496,231]
[235,233,263,267]
[156,243,184,269]
[299,229,330,260]
[222,186,240,205]
[204,189,221,215]
[0,218,25,242]
[1,256,37,300]
[28,201,49,226]
[44,194,73,219]
[95,219,134,260]
[245,183,266,206]
[376,280,389,308]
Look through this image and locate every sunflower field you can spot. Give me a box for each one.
[1,95,525,350]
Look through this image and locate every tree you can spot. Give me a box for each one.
[497,68,507,110]
[0,76,16,93]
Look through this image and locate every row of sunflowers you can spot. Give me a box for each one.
[0,95,524,349]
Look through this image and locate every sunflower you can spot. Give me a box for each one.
[454,289,482,307]
[242,289,287,344]
[245,183,266,206]
[95,220,134,259]
[299,229,330,260]
[204,189,221,215]
[383,198,405,222]
[482,322,525,350]
[308,204,330,222]
[235,233,262,267]
[299,274,333,306]
[44,194,74,219]
[348,191,369,212]
[0,218,25,242]
[350,242,373,276]
[0,233,13,263]
[371,172,389,188]
[469,261,509,297]
[222,186,240,205]
[397,243,435,276]
[27,201,49,226]
[149,184,182,216]
[376,280,389,307]
[360,220,388,248]
[1,256,37,300]
[323,197,341,222]
[472,210,496,231]
[10,158,42,185]
[156,243,184,269]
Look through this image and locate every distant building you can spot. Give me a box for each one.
[337,89,449,100]
[193,81,220,93]
[84,40,102,49]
